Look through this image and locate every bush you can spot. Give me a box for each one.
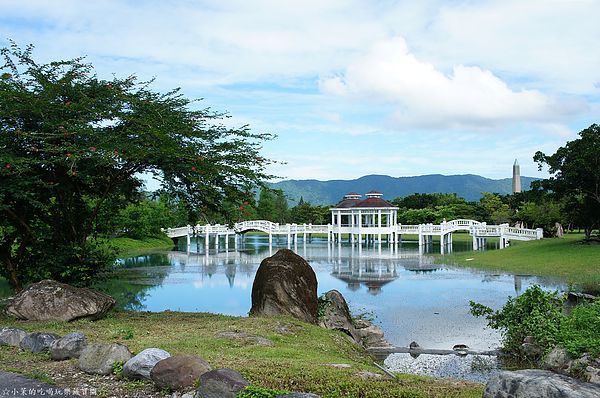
[560,300,600,357]
[470,285,564,358]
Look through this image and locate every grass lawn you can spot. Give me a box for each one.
[108,235,175,256]
[0,311,483,398]
[442,233,600,288]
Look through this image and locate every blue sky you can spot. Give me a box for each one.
[2,0,599,182]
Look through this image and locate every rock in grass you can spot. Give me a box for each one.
[483,369,600,398]
[195,368,249,398]
[6,279,115,321]
[50,332,87,360]
[250,249,318,324]
[0,327,28,347]
[20,332,61,353]
[78,343,132,375]
[317,290,359,341]
[151,354,212,390]
[123,348,171,380]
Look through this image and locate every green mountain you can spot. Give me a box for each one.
[269,174,540,205]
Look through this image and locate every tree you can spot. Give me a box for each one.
[0,44,274,289]
[534,124,600,239]
[257,188,289,223]
[477,192,512,225]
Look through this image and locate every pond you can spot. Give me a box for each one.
[103,234,568,353]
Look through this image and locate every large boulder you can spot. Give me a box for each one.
[317,290,358,341]
[50,332,88,360]
[0,327,28,347]
[5,280,115,322]
[20,332,61,353]
[151,354,212,390]
[195,368,249,398]
[78,343,132,375]
[250,249,318,324]
[123,348,171,380]
[483,369,600,398]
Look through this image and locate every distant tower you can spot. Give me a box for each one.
[512,159,522,193]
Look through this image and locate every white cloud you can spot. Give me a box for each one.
[320,37,584,129]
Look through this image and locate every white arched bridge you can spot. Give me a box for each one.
[163,219,543,252]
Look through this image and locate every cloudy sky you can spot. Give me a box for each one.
[2,0,599,181]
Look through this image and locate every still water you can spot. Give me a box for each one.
[105,235,567,352]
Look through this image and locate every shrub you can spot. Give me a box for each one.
[236,384,289,398]
[560,300,600,357]
[470,285,564,358]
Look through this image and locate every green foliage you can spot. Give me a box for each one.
[559,300,600,357]
[112,360,125,378]
[471,285,600,361]
[470,285,564,358]
[289,202,330,225]
[236,384,289,398]
[534,124,600,239]
[25,369,55,385]
[257,188,289,223]
[0,43,273,289]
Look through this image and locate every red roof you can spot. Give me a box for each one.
[353,197,396,208]
[332,198,361,208]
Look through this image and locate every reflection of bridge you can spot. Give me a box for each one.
[163,219,543,253]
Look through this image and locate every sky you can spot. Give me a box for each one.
[2,0,599,182]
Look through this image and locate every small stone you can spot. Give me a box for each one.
[20,332,61,353]
[585,366,600,385]
[0,328,28,347]
[151,354,212,390]
[409,341,420,349]
[123,348,171,380]
[195,368,249,398]
[355,370,383,380]
[50,332,87,360]
[326,363,352,368]
[78,343,132,375]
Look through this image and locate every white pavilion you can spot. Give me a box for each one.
[329,191,399,244]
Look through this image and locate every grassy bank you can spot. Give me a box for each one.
[442,233,600,287]
[109,235,175,256]
[0,311,483,398]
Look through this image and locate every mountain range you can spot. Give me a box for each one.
[269,174,540,205]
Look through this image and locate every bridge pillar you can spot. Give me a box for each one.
[225,232,229,251]
[269,232,272,246]
[205,225,209,252]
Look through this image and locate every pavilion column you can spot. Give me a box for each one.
[377,209,382,244]
[358,210,362,245]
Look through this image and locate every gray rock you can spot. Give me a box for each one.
[20,332,60,353]
[585,366,600,385]
[6,280,115,322]
[123,348,171,380]
[353,319,371,329]
[0,327,28,347]
[215,331,274,347]
[78,343,132,375]
[0,370,82,397]
[543,346,571,374]
[50,332,87,360]
[355,323,391,348]
[355,370,383,380]
[249,249,318,324]
[483,369,600,398]
[151,354,212,390]
[317,290,359,341]
[277,394,321,398]
[195,368,249,398]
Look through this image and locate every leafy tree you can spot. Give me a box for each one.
[534,124,600,239]
[0,44,273,289]
[289,202,330,225]
[477,192,512,224]
[257,188,289,223]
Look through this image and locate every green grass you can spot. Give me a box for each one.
[108,235,175,256]
[442,233,600,288]
[0,311,483,398]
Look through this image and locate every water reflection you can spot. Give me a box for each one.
[99,236,568,350]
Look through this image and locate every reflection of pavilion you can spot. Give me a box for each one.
[330,257,399,295]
